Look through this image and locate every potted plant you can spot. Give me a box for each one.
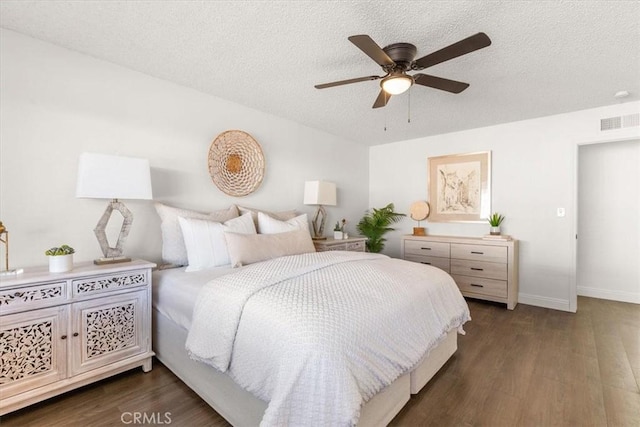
[488,213,505,235]
[45,244,75,273]
[333,219,346,240]
[356,203,405,253]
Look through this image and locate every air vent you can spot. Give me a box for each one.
[622,113,639,128]
[600,113,639,131]
[601,116,621,131]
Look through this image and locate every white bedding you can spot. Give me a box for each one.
[185,251,470,427]
[152,266,237,330]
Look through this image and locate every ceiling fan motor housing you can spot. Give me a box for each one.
[382,43,417,71]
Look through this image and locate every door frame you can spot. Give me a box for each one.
[571,133,640,312]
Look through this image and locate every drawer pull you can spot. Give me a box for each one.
[61,335,67,340]
[420,247,431,250]
[73,332,79,337]
[13,291,23,297]
[471,251,484,255]
[470,267,484,271]
[420,262,431,265]
[470,284,484,288]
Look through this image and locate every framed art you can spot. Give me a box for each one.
[427,151,491,222]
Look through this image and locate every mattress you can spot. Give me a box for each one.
[152,266,238,330]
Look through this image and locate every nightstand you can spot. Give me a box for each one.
[0,259,156,415]
[313,236,367,252]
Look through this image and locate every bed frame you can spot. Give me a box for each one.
[153,308,457,426]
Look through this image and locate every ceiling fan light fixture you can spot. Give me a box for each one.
[381,74,413,95]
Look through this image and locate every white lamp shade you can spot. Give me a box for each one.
[76,153,153,200]
[303,181,336,206]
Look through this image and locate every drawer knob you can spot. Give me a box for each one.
[13,291,24,297]
[420,247,431,250]
[470,284,484,288]
[61,335,67,340]
[471,267,484,271]
[73,332,79,337]
[471,251,484,255]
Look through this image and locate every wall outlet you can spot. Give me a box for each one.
[557,207,566,217]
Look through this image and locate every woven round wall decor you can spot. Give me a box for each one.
[208,130,265,197]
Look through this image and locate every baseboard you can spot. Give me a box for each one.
[578,287,640,304]
[518,293,573,312]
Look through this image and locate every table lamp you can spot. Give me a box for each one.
[76,153,152,265]
[303,181,337,240]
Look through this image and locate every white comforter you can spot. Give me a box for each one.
[186,251,470,426]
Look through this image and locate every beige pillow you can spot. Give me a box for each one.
[155,203,239,266]
[237,206,298,232]
[224,229,316,267]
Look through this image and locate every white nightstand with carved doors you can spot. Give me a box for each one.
[0,259,155,415]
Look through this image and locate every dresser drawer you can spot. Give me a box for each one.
[453,275,508,298]
[345,241,365,252]
[404,254,451,273]
[72,269,149,298]
[451,259,507,280]
[404,240,450,258]
[451,243,507,263]
[0,282,67,314]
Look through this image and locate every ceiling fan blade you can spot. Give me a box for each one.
[414,32,491,69]
[372,89,391,108]
[348,35,395,67]
[315,75,381,89]
[413,73,470,93]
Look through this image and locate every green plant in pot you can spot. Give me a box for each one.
[357,203,405,253]
[488,213,505,235]
[45,244,75,273]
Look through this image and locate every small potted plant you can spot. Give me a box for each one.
[488,213,505,235]
[333,220,345,240]
[45,244,75,273]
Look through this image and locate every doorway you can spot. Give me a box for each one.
[576,139,640,304]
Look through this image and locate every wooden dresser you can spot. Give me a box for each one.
[313,236,367,252]
[0,259,156,415]
[401,235,519,310]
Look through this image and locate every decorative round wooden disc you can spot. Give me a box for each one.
[410,201,430,221]
[208,130,265,197]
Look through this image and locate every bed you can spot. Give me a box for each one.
[150,204,470,426]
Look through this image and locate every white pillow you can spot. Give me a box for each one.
[237,206,298,232]
[155,203,239,266]
[224,229,316,268]
[257,212,309,234]
[178,212,256,272]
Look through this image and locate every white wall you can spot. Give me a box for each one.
[0,29,369,268]
[577,139,640,303]
[369,102,640,311]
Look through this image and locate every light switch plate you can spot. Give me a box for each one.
[557,207,566,217]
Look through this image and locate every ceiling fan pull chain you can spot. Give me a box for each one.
[384,93,388,131]
[408,89,411,124]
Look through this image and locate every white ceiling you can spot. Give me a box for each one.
[1,1,639,146]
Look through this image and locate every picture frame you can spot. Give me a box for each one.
[427,151,491,222]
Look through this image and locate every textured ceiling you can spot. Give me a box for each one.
[1,1,639,146]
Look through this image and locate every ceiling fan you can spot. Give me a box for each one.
[315,32,491,108]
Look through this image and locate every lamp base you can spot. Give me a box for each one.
[0,268,24,276]
[93,256,132,266]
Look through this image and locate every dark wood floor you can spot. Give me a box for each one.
[2,296,639,426]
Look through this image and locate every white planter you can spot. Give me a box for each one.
[490,226,501,236]
[49,254,73,273]
[333,231,343,240]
